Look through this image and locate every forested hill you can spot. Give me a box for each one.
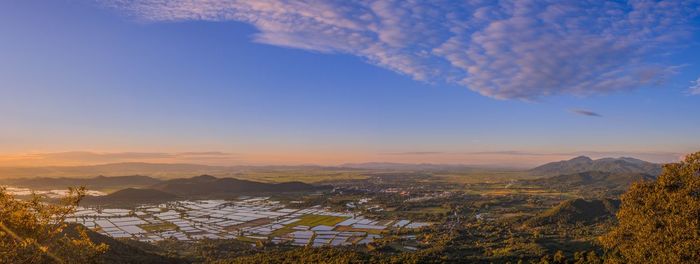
[150,175,328,197]
[525,198,620,227]
[81,188,180,207]
[530,156,662,177]
[523,171,655,192]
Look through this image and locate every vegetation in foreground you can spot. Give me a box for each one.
[0,187,107,263]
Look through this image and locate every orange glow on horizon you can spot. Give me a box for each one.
[0,150,573,168]
[0,149,684,168]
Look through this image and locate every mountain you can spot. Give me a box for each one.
[81,188,180,207]
[523,171,655,192]
[0,175,161,190]
[525,198,620,227]
[150,175,327,197]
[530,156,662,176]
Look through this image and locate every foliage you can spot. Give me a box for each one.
[212,247,371,264]
[0,186,108,263]
[600,152,700,263]
[525,198,619,227]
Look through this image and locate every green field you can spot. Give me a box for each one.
[232,170,369,183]
[435,170,534,184]
[294,214,348,226]
[270,214,349,237]
[138,222,178,232]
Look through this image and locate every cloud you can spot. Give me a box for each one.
[690,77,700,95]
[571,109,602,117]
[382,151,444,156]
[468,151,555,156]
[101,0,699,100]
[22,151,175,161]
[0,151,239,166]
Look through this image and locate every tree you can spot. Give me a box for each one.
[600,151,700,263]
[0,187,108,263]
[553,250,566,264]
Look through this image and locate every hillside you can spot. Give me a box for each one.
[62,224,185,264]
[150,175,327,197]
[529,156,662,177]
[82,188,180,207]
[525,198,620,227]
[0,175,161,190]
[523,171,655,192]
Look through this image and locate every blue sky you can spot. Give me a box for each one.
[0,0,699,166]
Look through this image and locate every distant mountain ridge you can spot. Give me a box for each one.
[0,163,229,179]
[2,174,327,205]
[151,175,326,197]
[82,188,180,207]
[530,156,662,176]
[0,175,161,190]
[0,162,354,179]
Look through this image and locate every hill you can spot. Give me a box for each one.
[0,175,161,191]
[150,175,328,197]
[81,188,180,207]
[525,198,620,227]
[529,156,662,177]
[523,171,655,193]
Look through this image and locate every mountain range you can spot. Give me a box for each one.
[3,174,327,207]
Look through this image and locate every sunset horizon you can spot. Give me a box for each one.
[0,149,690,168]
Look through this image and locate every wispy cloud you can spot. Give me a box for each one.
[101,0,699,100]
[468,151,555,156]
[0,151,239,166]
[689,77,700,95]
[571,109,602,117]
[382,151,444,156]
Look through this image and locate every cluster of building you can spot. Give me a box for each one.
[67,197,430,247]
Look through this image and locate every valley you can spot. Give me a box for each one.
[0,155,664,263]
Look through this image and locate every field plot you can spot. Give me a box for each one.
[294,215,348,227]
[67,197,431,247]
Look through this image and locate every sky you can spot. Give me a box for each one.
[1,0,699,167]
